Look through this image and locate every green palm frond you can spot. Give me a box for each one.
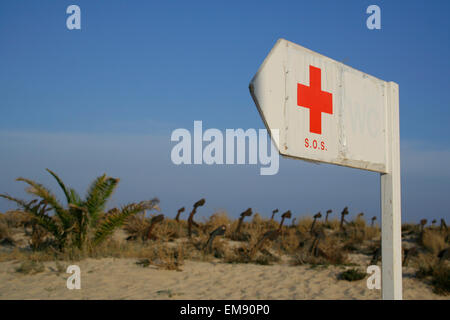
[68,204,89,249]
[0,194,30,209]
[31,204,62,241]
[84,174,119,226]
[46,169,72,204]
[0,194,65,247]
[69,188,82,205]
[16,177,72,227]
[68,203,88,222]
[2,170,158,251]
[17,177,63,210]
[93,202,148,245]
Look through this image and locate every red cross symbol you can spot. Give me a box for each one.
[297,65,333,135]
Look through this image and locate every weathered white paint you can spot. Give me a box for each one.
[250,38,388,173]
[381,82,402,300]
[250,39,402,300]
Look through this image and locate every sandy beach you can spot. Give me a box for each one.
[0,257,446,300]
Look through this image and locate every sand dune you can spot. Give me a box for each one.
[0,258,446,300]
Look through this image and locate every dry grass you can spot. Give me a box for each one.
[0,211,375,268]
[352,216,367,229]
[223,245,280,265]
[275,228,300,254]
[124,213,150,241]
[124,213,188,242]
[0,210,31,228]
[136,243,185,271]
[326,218,341,230]
[296,217,314,233]
[0,221,11,240]
[1,208,448,295]
[155,219,187,241]
[203,211,231,231]
[291,237,349,267]
[431,264,450,295]
[402,223,420,235]
[420,229,447,255]
[250,213,263,225]
[415,254,450,296]
[0,221,16,247]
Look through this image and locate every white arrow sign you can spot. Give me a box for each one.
[249,39,402,300]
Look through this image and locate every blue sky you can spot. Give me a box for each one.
[0,0,449,223]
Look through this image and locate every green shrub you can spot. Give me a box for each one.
[338,268,366,281]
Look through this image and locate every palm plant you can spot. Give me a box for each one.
[0,169,159,251]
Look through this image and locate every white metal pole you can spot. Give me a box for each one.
[380,81,402,300]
